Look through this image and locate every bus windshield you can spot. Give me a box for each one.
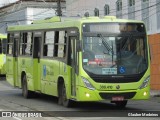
[82,23,148,75]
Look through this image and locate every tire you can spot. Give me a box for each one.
[115,100,128,109]
[58,83,63,105]
[22,75,32,98]
[58,82,72,107]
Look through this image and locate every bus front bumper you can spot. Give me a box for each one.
[76,86,150,101]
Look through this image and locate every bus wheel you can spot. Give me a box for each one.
[115,100,127,109]
[22,75,32,98]
[59,83,72,107]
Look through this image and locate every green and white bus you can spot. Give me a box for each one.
[0,34,7,75]
[6,16,150,108]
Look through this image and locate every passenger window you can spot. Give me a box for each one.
[58,31,66,58]
[20,32,33,55]
[44,31,55,57]
[25,32,33,55]
[7,34,14,55]
[54,31,67,58]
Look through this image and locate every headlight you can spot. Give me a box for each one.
[81,77,95,90]
[139,76,150,89]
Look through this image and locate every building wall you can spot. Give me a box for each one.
[66,0,159,35]
[0,7,56,33]
[66,0,117,17]
[0,9,27,33]
[148,34,160,90]
[0,1,66,34]
[26,7,56,24]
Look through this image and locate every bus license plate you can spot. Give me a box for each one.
[112,96,124,101]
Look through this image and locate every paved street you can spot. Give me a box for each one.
[0,77,159,120]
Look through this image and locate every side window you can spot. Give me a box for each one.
[20,32,33,56]
[44,31,55,57]
[54,31,67,58]
[20,33,26,55]
[25,32,32,55]
[2,39,7,54]
[7,33,14,55]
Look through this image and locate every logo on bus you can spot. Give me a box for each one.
[116,85,120,89]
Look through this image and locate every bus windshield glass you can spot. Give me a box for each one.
[82,23,148,75]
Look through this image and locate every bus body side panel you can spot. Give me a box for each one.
[40,59,59,96]
[18,57,22,88]
[66,65,72,99]
[6,56,14,86]
[59,61,72,99]
[14,57,19,87]
[19,57,34,91]
[33,59,41,91]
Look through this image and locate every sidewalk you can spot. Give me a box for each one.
[150,90,160,97]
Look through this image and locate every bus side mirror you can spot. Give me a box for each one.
[77,40,82,52]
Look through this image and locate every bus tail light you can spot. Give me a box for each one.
[139,76,150,89]
[81,77,95,90]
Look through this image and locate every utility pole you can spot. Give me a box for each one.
[57,0,62,16]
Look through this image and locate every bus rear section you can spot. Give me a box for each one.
[75,21,150,108]
[0,34,7,75]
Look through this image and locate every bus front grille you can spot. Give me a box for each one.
[99,92,136,100]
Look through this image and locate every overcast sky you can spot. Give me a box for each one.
[0,0,18,7]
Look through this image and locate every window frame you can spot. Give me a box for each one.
[42,29,68,59]
[7,33,14,55]
[19,32,33,56]
[94,8,99,16]
[104,4,110,15]
[116,0,122,11]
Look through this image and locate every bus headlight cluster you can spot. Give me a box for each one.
[81,77,95,90]
[139,76,150,89]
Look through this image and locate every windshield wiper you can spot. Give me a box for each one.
[97,34,113,55]
[97,34,115,65]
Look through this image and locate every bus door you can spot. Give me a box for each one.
[69,36,78,97]
[33,32,42,91]
[13,35,19,86]
[6,33,19,86]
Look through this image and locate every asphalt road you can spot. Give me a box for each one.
[0,77,159,120]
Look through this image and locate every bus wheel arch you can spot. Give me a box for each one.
[21,71,32,98]
[57,77,72,107]
[21,71,26,88]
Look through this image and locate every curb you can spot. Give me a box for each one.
[150,90,160,97]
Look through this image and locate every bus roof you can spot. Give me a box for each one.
[7,16,144,32]
[0,33,7,39]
